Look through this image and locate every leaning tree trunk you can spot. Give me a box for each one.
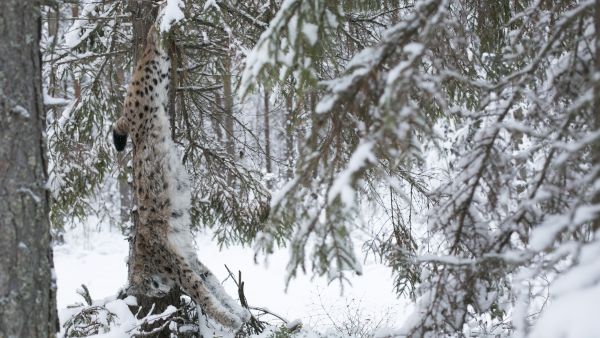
[0,0,58,337]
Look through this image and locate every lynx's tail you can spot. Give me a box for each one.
[112,116,129,152]
[169,251,250,330]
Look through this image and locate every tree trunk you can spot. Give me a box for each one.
[222,54,236,159]
[213,91,224,142]
[593,0,600,233]
[263,90,272,173]
[285,92,295,179]
[71,4,81,104]
[0,0,58,336]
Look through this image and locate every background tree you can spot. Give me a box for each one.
[0,0,58,336]
[244,0,600,336]
[42,0,600,337]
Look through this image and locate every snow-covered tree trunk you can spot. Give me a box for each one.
[0,0,58,336]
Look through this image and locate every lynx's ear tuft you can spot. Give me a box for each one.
[113,129,128,152]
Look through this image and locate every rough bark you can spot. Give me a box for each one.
[0,0,58,336]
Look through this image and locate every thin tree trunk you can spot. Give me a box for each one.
[71,4,81,103]
[222,55,235,159]
[213,91,224,142]
[263,90,272,173]
[117,153,131,226]
[285,92,295,179]
[593,0,600,233]
[0,0,58,336]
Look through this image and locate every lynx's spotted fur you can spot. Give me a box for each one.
[113,26,249,330]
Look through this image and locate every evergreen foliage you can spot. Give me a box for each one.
[43,0,600,337]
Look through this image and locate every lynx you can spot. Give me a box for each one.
[112,26,249,330]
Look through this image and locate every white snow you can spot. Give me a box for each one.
[328,141,376,207]
[16,187,41,203]
[158,0,185,32]
[301,23,319,46]
[529,283,600,338]
[11,105,30,118]
[529,205,600,251]
[54,221,406,333]
[44,93,71,106]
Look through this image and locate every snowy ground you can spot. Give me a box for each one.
[54,219,408,334]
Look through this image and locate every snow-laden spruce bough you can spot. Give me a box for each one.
[112,25,250,330]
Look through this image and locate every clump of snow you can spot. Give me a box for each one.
[44,92,71,106]
[203,0,219,11]
[11,105,30,118]
[123,296,137,306]
[529,205,600,251]
[529,283,600,338]
[286,318,302,329]
[158,0,185,32]
[302,22,318,46]
[328,141,376,207]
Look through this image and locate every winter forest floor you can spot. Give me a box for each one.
[54,218,406,336]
